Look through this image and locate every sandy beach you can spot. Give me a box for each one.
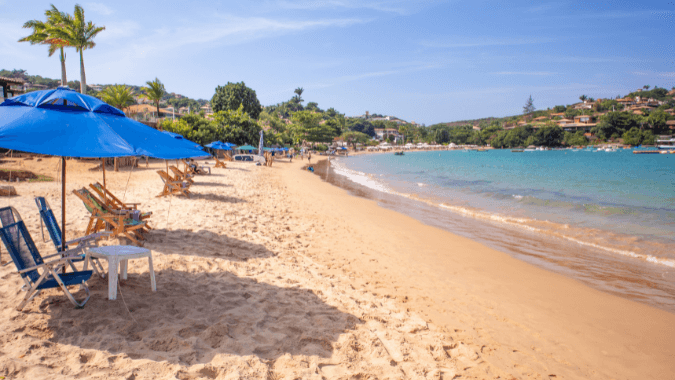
[0,156,673,379]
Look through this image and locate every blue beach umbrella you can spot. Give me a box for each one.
[0,87,206,250]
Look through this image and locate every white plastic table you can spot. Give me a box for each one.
[87,245,156,300]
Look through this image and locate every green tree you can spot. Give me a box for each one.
[341,131,370,149]
[643,85,650,90]
[19,5,71,86]
[212,105,262,145]
[647,109,669,131]
[142,78,166,124]
[211,81,262,119]
[99,84,135,111]
[622,127,642,146]
[564,131,589,146]
[291,110,333,144]
[579,95,587,102]
[641,130,656,145]
[49,5,105,94]
[523,95,535,115]
[294,87,304,103]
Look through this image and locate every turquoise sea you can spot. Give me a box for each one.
[324,149,675,312]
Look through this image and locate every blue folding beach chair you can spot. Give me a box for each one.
[0,206,23,266]
[34,197,107,277]
[0,220,92,310]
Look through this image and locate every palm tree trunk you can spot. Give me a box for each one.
[156,101,162,130]
[60,47,67,87]
[79,49,86,94]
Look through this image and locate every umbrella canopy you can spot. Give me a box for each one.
[0,87,206,159]
[236,145,257,151]
[205,141,232,150]
[0,87,206,251]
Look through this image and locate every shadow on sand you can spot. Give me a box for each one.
[37,238,360,366]
[146,228,274,261]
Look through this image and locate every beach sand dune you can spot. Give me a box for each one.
[0,157,488,380]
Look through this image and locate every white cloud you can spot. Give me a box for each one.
[420,36,553,48]
[525,3,565,13]
[127,15,370,53]
[271,0,441,15]
[97,21,141,41]
[491,71,560,76]
[86,2,114,15]
[632,71,675,78]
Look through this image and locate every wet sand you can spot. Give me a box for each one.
[0,156,672,379]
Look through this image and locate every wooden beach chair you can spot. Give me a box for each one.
[169,165,195,184]
[214,156,227,168]
[157,170,191,198]
[73,188,147,246]
[89,183,153,224]
[33,198,107,277]
[0,220,93,310]
[182,159,210,175]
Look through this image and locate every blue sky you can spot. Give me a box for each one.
[1,0,673,125]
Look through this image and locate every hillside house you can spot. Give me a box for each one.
[572,102,593,110]
[667,120,675,130]
[0,77,23,100]
[374,128,402,141]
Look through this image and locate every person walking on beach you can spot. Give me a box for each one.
[308,152,312,163]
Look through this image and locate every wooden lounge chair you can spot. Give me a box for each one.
[169,165,194,184]
[73,188,147,246]
[214,156,227,168]
[89,182,153,223]
[157,170,191,198]
[33,198,107,277]
[0,220,92,310]
[183,159,211,175]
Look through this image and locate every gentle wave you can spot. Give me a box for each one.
[330,161,393,194]
[331,158,675,269]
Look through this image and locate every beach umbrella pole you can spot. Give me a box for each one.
[61,157,66,252]
[101,158,107,203]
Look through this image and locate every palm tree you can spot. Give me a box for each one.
[643,85,650,90]
[579,95,587,102]
[51,5,105,94]
[19,5,71,86]
[99,84,135,112]
[294,87,304,102]
[142,78,166,126]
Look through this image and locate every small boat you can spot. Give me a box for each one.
[657,138,675,150]
[523,149,536,152]
[394,151,405,156]
[511,149,524,152]
[476,148,487,152]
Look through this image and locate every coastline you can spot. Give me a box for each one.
[287,156,675,379]
[0,156,671,379]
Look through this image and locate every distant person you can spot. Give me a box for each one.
[308,152,312,163]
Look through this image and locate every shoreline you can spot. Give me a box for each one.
[314,153,675,313]
[285,156,675,379]
[0,156,671,378]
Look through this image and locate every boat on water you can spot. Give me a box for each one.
[511,149,524,152]
[523,149,536,152]
[657,138,675,150]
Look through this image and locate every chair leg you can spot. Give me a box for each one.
[49,267,90,308]
[17,288,41,311]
